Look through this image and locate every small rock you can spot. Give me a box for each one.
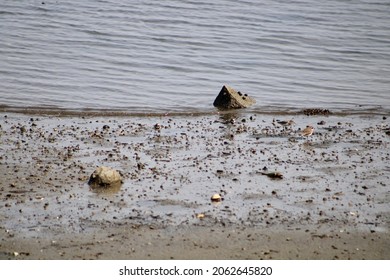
[213,85,256,109]
[260,171,283,179]
[211,193,222,202]
[88,166,122,187]
[196,213,205,219]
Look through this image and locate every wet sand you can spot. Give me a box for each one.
[0,110,389,259]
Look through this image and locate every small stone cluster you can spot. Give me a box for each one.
[300,108,332,116]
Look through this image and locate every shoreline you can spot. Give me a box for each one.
[0,111,389,259]
[1,105,389,118]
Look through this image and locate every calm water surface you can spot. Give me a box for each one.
[1,0,389,114]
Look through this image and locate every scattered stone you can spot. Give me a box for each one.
[259,171,283,179]
[196,213,205,219]
[213,85,256,109]
[211,193,222,202]
[88,166,122,188]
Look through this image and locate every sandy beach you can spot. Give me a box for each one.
[0,109,389,259]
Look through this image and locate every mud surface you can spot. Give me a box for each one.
[0,111,389,259]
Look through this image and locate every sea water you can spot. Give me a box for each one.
[1,0,389,114]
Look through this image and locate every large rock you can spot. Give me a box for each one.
[88,166,122,188]
[213,85,256,109]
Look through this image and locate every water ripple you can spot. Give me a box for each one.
[0,0,389,113]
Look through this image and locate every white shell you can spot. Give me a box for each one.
[211,193,221,202]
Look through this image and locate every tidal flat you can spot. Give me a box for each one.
[0,111,389,259]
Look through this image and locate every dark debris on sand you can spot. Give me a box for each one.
[299,108,332,116]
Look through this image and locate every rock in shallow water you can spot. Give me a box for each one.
[88,166,122,188]
[213,85,256,109]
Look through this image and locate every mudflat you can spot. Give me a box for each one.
[0,110,389,259]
